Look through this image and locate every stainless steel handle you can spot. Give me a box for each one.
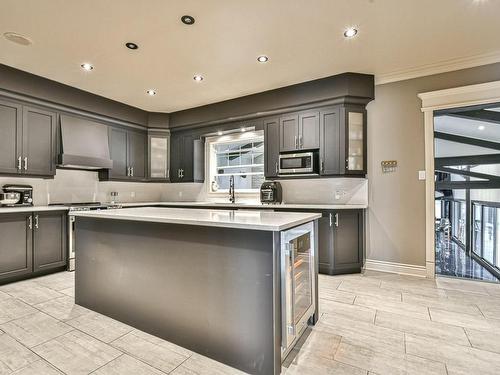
[321,159,324,173]
[34,215,39,229]
[275,162,278,174]
[294,135,297,149]
[127,167,130,176]
[131,167,134,177]
[345,158,349,170]
[17,156,22,170]
[180,169,184,178]
[329,213,332,227]
[335,213,339,227]
[28,215,32,230]
[299,135,303,148]
[167,169,170,179]
[23,157,28,171]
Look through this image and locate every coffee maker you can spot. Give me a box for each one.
[2,184,34,206]
[260,181,282,204]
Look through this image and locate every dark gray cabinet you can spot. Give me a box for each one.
[33,211,67,272]
[279,110,320,152]
[0,100,56,177]
[319,107,341,175]
[0,210,67,283]
[101,127,147,181]
[318,209,364,275]
[0,213,33,281]
[264,117,280,178]
[0,99,23,175]
[170,133,204,183]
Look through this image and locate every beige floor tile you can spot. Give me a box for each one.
[10,360,63,375]
[0,312,73,348]
[32,272,74,292]
[405,333,500,375]
[59,287,75,297]
[465,328,500,354]
[92,354,165,375]
[35,296,89,322]
[380,280,448,299]
[374,310,470,346]
[66,311,133,343]
[320,299,376,323]
[334,341,447,375]
[436,277,490,295]
[129,329,193,357]
[291,326,341,360]
[285,351,367,375]
[32,330,122,375]
[319,313,405,355]
[0,281,63,305]
[171,353,245,375]
[402,292,482,316]
[0,332,40,372]
[338,280,402,302]
[0,298,37,325]
[0,290,10,301]
[320,289,356,304]
[111,331,189,373]
[483,283,500,298]
[355,294,431,320]
[319,276,342,290]
[475,300,500,320]
[429,308,500,332]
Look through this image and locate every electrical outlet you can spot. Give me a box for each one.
[178,191,183,198]
[130,191,136,198]
[418,170,426,180]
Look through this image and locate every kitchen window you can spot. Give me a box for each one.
[206,131,264,194]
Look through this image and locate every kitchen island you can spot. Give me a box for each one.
[72,207,321,375]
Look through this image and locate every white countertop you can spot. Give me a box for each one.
[120,201,368,210]
[0,205,69,213]
[72,207,322,231]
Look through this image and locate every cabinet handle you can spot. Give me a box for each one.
[299,135,303,148]
[329,213,332,227]
[180,169,184,178]
[345,159,349,170]
[167,169,170,179]
[321,159,324,173]
[294,135,297,149]
[23,157,28,171]
[275,162,278,174]
[17,156,22,170]
[28,215,32,230]
[34,215,39,229]
[335,213,339,227]
[131,167,134,177]
[178,169,181,178]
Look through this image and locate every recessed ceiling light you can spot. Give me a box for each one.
[343,27,358,38]
[146,89,156,96]
[80,63,94,71]
[193,74,204,82]
[478,125,486,130]
[257,55,269,63]
[217,131,223,136]
[181,15,195,25]
[125,42,139,50]
[3,32,32,46]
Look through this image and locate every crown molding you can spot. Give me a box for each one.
[375,50,500,86]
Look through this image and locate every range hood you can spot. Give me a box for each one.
[58,115,113,170]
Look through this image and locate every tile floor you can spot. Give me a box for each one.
[1,271,500,374]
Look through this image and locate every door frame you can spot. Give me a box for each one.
[418,80,500,278]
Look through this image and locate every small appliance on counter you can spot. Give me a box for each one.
[260,181,282,204]
[1,184,33,206]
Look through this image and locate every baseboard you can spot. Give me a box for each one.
[364,259,427,278]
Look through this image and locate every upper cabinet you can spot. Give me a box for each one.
[279,110,320,152]
[0,99,56,177]
[264,117,280,178]
[344,107,366,175]
[99,127,147,181]
[170,132,204,183]
[319,107,341,175]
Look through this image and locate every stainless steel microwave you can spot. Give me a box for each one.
[278,151,318,176]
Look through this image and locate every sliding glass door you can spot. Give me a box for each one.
[472,202,500,270]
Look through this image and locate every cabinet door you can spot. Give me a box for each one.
[181,135,195,182]
[299,111,320,150]
[344,108,366,175]
[332,210,363,274]
[0,213,33,281]
[264,117,280,178]
[169,134,182,182]
[33,211,67,272]
[108,127,129,179]
[148,133,170,181]
[22,106,56,176]
[0,99,23,174]
[319,107,341,175]
[318,213,335,275]
[279,114,299,152]
[128,131,146,180]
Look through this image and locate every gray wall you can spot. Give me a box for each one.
[366,62,500,266]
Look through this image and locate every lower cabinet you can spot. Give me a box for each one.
[0,210,67,283]
[318,209,364,275]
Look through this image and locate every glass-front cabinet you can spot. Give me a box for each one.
[345,110,365,174]
[148,130,170,181]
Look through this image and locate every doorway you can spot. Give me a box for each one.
[434,103,500,282]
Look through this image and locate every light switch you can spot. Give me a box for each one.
[418,170,426,180]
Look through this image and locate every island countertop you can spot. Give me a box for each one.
[72,206,321,231]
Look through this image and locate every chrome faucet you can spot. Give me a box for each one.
[229,175,235,203]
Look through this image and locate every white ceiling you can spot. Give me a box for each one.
[434,115,500,142]
[1,0,500,112]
